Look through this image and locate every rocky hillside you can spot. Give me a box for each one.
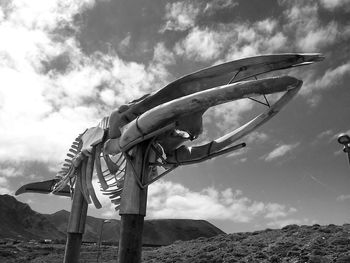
[0,195,224,245]
[142,224,350,262]
[1,223,349,262]
[0,195,65,240]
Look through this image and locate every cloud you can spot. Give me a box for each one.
[337,194,350,201]
[160,2,200,32]
[316,129,334,140]
[304,62,350,94]
[153,42,176,66]
[264,204,297,220]
[298,61,350,106]
[146,180,297,223]
[267,218,311,228]
[281,1,349,51]
[0,176,11,194]
[203,0,238,14]
[320,0,350,11]
[311,129,334,145]
[207,99,255,132]
[246,132,269,144]
[0,1,172,163]
[174,27,225,61]
[264,143,299,162]
[226,148,248,159]
[0,167,22,178]
[0,177,8,185]
[174,19,286,63]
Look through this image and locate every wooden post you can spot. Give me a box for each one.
[63,171,88,263]
[118,142,149,263]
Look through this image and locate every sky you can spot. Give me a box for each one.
[0,0,350,234]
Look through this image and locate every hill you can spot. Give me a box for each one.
[0,194,224,245]
[142,224,350,262]
[0,195,65,240]
[45,210,224,245]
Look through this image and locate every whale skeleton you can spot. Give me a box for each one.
[15,53,324,211]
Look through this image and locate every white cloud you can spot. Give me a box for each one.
[0,167,22,177]
[298,22,339,51]
[282,1,349,51]
[337,194,350,201]
[161,2,200,32]
[264,204,297,220]
[0,176,11,194]
[175,27,225,61]
[246,132,269,144]
[308,62,350,93]
[153,42,176,65]
[256,19,278,34]
[264,143,299,162]
[0,176,8,185]
[320,0,350,11]
[207,99,255,132]
[204,0,238,14]
[267,218,311,228]
[226,148,248,159]
[298,61,350,106]
[0,186,11,194]
[146,180,297,223]
[316,129,333,140]
[0,2,172,163]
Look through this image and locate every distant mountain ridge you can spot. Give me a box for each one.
[0,194,224,245]
[0,194,65,240]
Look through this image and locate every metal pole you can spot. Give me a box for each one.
[63,171,88,263]
[96,220,110,262]
[118,142,149,263]
[344,144,350,166]
[96,219,104,263]
[338,134,350,167]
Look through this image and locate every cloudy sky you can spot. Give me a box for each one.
[1,0,350,233]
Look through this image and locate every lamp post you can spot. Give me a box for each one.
[337,133,350,166]
[96,219,111,263]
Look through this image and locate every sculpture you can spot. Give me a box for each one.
[15,53,324,262]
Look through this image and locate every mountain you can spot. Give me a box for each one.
[0,194,65,240]
[0,195,224,245]
[46,210,225,245]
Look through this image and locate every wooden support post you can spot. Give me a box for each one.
[63,171,88,263]
[118,142,149,263]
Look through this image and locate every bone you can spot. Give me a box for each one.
[80,159,92,204]
[106,181,124,188]
[94,143,109,190]
[53,167,75,193]
[69,148,78,154]
[103,154,120,174]
[111,198,121,205]
[102,190,123,197]
[67,153,75,158]
[102,187,123,194]
[86,147,102,209]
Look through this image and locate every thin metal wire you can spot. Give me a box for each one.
[227,67,244,84]
[248,97,270,107]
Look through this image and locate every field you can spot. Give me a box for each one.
[1,224,350,263]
